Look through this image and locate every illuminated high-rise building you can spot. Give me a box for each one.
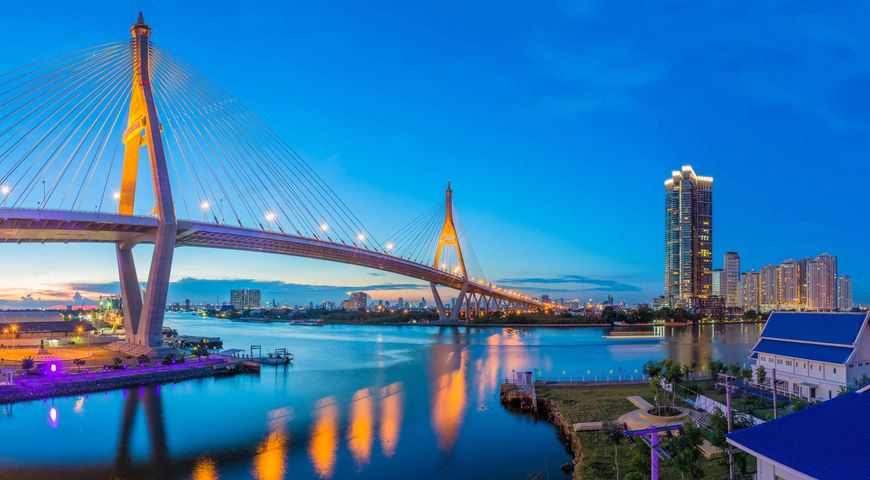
[712,269,723,297]
[664,166,713,305]
[837,275,852,311]
[741,270,760,312]
[806,261,830,311]
[816,252,838,310]
[760,264,779,310]
[230,288,261,310]
[779,259,800,306]
[723,252,741,308]
[350,291,369,310]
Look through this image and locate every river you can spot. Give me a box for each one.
[0,315,762,479]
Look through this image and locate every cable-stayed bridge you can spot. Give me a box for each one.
[0,14,551,353]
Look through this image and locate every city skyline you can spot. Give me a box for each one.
[1,2,869,308]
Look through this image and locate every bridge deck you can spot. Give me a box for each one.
[0,209,540,307]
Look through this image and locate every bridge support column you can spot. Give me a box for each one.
[112,14,177,352]
[115,244,143,337]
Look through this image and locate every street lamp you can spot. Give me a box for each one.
[200,200,210,221]
[10,324,17,349]
[1,185,9,207]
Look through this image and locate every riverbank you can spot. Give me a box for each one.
[0,359,248,404]
[536,384,730,479]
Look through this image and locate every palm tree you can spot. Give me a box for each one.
[601,421,624,479]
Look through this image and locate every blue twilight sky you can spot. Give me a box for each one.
[1,1,869,307]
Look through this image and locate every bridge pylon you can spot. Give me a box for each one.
[114,12,177,353]
[431,182,469,323]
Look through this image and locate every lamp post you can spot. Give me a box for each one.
[1,185,9,207]
[10,325,17,349]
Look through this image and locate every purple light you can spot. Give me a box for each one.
[50,363,57,373]
[48,407,59,428]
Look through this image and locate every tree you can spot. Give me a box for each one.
[858,374,870,388]
[113,357,123,369]
[791,397,808,412]
[708,359,725,376]
[755,365,767,385]
[670,421,706,479]
[21,356,34,371]
[601,421,624,479]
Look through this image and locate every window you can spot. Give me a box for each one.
[777,359,783,365]
[793,384,800,394]
[834,367,838,374]
[785,361,792,367]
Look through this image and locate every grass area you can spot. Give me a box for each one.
[538,384,743,479]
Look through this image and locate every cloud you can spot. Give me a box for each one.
[0,278,428,309]
[497,274,642,292]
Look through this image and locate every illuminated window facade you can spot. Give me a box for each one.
[664,166,713,305]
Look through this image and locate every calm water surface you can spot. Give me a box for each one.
[0,315,762,479]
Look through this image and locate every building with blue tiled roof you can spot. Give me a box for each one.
[727,384,870,480]
[750,311,870,401]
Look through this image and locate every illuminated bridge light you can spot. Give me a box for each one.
[319,223,329,232]
[357,233,366,242]
[265,211,277,222]
[2,185,10,195]
[112,191,121,200]
[385,242,394,251]
[200,200,210,210]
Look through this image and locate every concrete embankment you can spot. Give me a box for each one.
[0,361,248,404]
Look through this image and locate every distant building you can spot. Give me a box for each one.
[804,253,838,311]
[697,296,725,319]
[727,384,870,480]
[711,268,723,297]
[664,165,713,306]
[724,252,741,309]
[322,300,336,311]
[760,264,779,311]
[349,291,369,310]
[778,259,800,307]
[540,294,551,303]
[741,270,760,312]
[750,311,870,402]
[816,252,838,309]
[339,299,353,310]
[838,275,853,311]
[230,289,262,310]
[397,297,404,309]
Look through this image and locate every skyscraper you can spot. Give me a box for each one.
[723,252,741,308]
[230,289,262,310]
[779,259,800,306]
[837,275,852,311]
[816,252,838,310]
[760,264,779,310]
[664,166,713,306]
[350,291,369,310]
[712,269,723,297]
[741,270,760,312]
[806,261,830,311]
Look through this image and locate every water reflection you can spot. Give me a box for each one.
[309,396,340,479]
[347,388,374,468]
[252,406,292,480]
[114,385,168,479]
[379,382,403,458]
[192,457,218,480]
[429,343,468,452]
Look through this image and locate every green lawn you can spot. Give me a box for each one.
[538,384,743,479]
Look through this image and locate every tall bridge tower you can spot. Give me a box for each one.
[430,182,470,323]
[115,13,177,351]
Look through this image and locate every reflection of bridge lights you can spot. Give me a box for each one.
[265,211,277,222]
[356,233,366,242]
[319,223,329,232]
[48,406,59,427]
